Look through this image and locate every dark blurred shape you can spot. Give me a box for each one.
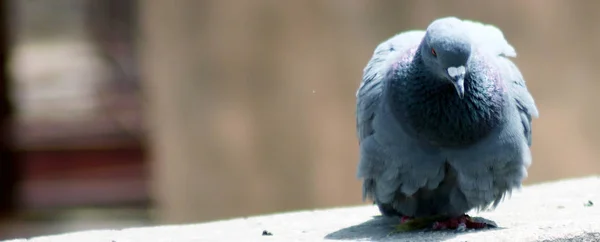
[10,0,146,210]
[0,0,18,216]
[1,0,149,239]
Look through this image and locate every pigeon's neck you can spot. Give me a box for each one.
[388,48,506,147]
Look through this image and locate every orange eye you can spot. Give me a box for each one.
[431,48,437,57]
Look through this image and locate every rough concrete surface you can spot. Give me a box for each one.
[4,176,600,242]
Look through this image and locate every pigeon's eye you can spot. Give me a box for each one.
[431,48,437,57]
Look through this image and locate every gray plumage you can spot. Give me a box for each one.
[356,17,538,218]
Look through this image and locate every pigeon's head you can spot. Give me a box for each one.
[421,17,472,99]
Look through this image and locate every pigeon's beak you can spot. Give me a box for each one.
[447,66,466,99]
[451,76,465,99]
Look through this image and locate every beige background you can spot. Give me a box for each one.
[138,1,600,224]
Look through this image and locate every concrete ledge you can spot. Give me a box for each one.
[5,176,600,242]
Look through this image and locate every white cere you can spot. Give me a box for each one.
[447,66,466,78]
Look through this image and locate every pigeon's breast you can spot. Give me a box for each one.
[389,53,506,147]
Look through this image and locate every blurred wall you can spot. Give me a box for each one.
[140,0,600,224]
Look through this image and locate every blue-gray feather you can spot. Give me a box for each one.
[356,17,538,218]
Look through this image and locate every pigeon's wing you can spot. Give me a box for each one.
[499,57,538,146]
[356,31,448,212]
[356,30,424,141]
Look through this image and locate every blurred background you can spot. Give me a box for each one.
[0,0,599,240]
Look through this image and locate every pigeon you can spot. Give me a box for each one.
[355,17,538,231]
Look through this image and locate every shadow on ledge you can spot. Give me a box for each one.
[325,215,499,241]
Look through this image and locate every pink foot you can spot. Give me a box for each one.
[400,216,414,224]
[431,214,493,230]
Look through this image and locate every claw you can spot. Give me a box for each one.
[456,222,467,232]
